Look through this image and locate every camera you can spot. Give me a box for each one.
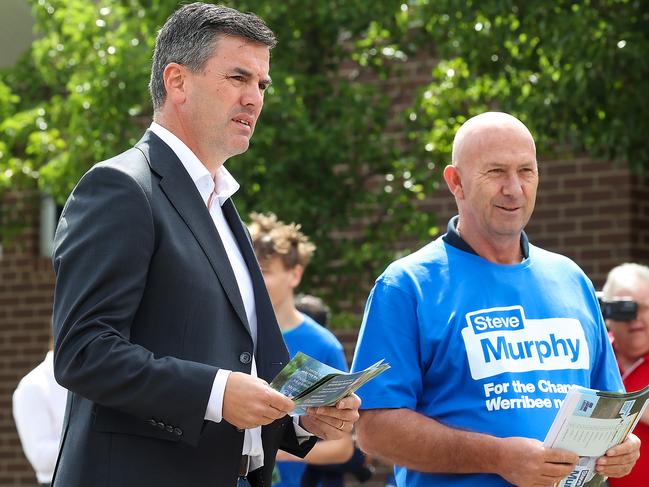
[596,292,638,321]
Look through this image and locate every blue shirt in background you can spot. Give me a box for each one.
[275,314,348,487]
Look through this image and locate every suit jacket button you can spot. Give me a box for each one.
[157,421,165,430]
[239,352,252,364]
[174,428,183,437]
[165,425,174,433]
[147,419,157,427]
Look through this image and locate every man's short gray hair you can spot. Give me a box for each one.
[602,262,649,298]
[149,2,276,111]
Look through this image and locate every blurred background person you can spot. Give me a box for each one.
[249,213,353,487]
[12,335,67,487]
[602,262,649,487]
[295,294,332,329]
[295,293,375,486]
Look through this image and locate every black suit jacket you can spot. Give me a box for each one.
[51,131,313,487]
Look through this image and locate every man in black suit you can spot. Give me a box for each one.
[51,4,360,487]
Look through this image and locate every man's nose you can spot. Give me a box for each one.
[501,172,525,196]
[242,83,264,107]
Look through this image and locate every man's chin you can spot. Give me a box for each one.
[493,215,530,235]
[491,224,525,238]
[227,140,251,157]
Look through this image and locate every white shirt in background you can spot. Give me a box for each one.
[13,351,67,484]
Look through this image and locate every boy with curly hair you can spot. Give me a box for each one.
[249,213,353,487]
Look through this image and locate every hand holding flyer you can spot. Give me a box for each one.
[543,384,649,487]
[270,352,390,415]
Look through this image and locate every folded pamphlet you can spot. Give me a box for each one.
[544,384,649,487]
[270,351,390,415]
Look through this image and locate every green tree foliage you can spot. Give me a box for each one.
[1,0,647,319]
[402,0,649,176]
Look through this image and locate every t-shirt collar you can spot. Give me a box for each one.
[442,215,530,259]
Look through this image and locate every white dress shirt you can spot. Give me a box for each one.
[13,351,67,483]
[149,122,267,470]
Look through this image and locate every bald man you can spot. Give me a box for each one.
[351,112,640,487]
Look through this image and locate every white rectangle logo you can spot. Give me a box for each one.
[462,306,590,380]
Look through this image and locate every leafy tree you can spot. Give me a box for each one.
[0,0,420,319]
[401,0,649,182]
[1,0,648,321]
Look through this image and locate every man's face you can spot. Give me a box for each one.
[608,278,649,361]
[180,36,271,164]
[258,256,302,311]
[454,124,538,241]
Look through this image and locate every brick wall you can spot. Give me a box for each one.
[0,225,55,486]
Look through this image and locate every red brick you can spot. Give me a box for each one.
[547,163,578,176]
[564,235,595,246]
[563,177,595,189]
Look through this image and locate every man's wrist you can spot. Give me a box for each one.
[204,369,231,422]
[295,416,313,442]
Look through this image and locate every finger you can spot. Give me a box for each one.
[300,416,328,439]
[542,463,574,484]
[605,433,640,456]
[544,447,579,465]
[605,443,635,457]
[302,414,347,438]
[541,461,577,478]
[597,451,639,467]
[241,405,285,428]
[310,405,359,423]
[307,411,344,430]
[265,389,295,413]
[597,463,634,478]
[336,393,361,410]
[539,474,570,486]
[265,396,294,416]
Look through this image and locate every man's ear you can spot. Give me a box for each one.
[443,164,464,199]
[163,62,188,105]
[290,265,305,289]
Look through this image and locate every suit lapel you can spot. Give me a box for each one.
[221,198,273,318]
[135,131,251,337]
[222,200,273,341]
[222,199,289,375]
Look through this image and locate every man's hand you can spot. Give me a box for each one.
[222,372,294,429]
[299,394,361,440]
[595,433,640,478]
[496,437,578,487]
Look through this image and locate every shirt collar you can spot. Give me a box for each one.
[442,215,530,259]
[149,122,240,207]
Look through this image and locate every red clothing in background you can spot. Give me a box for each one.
[609,351,649,487]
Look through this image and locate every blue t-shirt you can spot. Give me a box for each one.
[275,314,349,487]
[351,238,623,487]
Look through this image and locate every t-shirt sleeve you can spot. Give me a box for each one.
[351,278,422,410]
[589,306,624,393]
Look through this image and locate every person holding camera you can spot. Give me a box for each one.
[602,263,649,487]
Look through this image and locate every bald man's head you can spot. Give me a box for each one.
[442,112,539,262]
[452,112,536,168]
